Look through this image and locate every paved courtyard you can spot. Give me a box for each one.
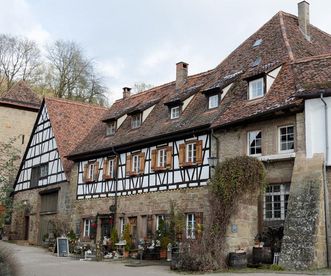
[0,241,329,276]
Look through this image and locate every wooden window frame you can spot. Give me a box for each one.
[103,157,117,180]
[186,213,195,239]
[170,106,180,119]
[247,130,262,156]
[151,146,173,172]
[83,161,99,183]
[131,113,142,129]
[126,152,145,177]
[208,94,219,109]
[179,140,203,168]
[83,218,91,238]
[248,77,265,100]
[106,121,117,136]
[278,125,295,153]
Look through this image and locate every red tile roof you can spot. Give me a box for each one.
[44,97,108,177]
[0,81,41,110]
[67,11,331,159]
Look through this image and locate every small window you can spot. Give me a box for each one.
[30,163,48,188]
[156,215,165,231]
[157,149,167,167]
[119,217,125,238]
[249,78,264,100]
[83,219,91,237]
[186,143,197,163]
[186,213,195,239]
[208,94,219,109]
[279,126,294,153]
[106,121,116,136]
[88,163,96,181]
[264,184,290,220]
[253,38,263,47]
[248,130,262,156]
[170,106,180,119]
[131,113,142,129]
[132,154,140,174]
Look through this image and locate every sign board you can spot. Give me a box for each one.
[56,237,69,257]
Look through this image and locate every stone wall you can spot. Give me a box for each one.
[11,181,72,244]
[0,105,37,160]
[279,153,327,269]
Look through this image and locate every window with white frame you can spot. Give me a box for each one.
[157,149,167,167]
[248,78,264,100]
[170,106,180,119]
[132,154,140,173]
[208,94,219,109]
[88,162,96,181]
[279,125,294,153]
[106,121,116,136]
[83,219,91,237]
[264,184,290,220]
[248,130,262,156]
[108,158,116,178]
[119,217,125,237]
[131,113,142,129]
[186,143,197,163]
[186,213,195,239]
[156,215,165,230]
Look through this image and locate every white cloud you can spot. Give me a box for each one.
[0,0,50,46]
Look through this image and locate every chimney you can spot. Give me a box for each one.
[176,62,189,89]
[298,1,310,39]
[123,87,131,99]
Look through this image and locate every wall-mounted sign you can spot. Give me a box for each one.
[231,224,238,233]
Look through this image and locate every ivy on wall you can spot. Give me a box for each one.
[178,156,266,271]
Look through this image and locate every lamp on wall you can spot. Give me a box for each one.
[208,156,218,168]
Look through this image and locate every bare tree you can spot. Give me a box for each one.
[132,82,154,93]
[0,34,41,91]
[46,40,108,105]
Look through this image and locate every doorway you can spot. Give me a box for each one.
[24,216,29,240]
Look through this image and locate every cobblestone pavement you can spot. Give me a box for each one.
[0,241,328,276]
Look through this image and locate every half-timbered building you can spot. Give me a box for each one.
[10,1,331,269]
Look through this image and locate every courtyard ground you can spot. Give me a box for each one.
[0,241,330,276]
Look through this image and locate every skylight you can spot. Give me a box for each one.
[251,57,262,67]
[253,39,263,47]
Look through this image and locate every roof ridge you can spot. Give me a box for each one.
[279,11,294,61]
[45,96,109,110]
[114,68,215,103]
[293,53,331,64]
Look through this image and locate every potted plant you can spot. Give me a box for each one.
[156,218,170,259]
[123,224,132,257]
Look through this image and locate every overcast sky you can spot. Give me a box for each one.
[1,0,330,102]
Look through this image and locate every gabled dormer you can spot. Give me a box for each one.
[106,120,117,136]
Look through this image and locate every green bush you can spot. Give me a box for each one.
[270,264,284,271]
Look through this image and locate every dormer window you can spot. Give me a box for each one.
[248,77,265,100]
[131,113,142,129]
[208,94,219,109]
[106,121,116,136]
[170,106,180,119]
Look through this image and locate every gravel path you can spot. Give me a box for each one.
[0,241,328,276]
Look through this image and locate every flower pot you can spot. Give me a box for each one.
[123,251,129,258]
[159,249,167,259]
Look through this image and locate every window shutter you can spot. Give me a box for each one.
[126,155,132,176]
[166,146,173,169]
[147,215,154,239]
[195,212,203,239]
[179,144,186,167]
[94,162,99,181]
[83,164,89,182]
[103,159,109,179]
[151,149,157,171]
[196,140,203,164]
[139,152,145,174]
[113,157,118,178]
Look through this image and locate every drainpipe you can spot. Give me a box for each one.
[211,128,219,165]
[112,146,119,228]
[321,92,330,267]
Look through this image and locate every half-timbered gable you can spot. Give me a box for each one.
[15,104,65,191]
[13,98,108,192]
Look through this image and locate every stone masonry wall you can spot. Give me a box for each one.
[70,163,259,253]
[11,181,72,244]
[279,153,327,269]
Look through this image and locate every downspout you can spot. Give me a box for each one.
[211,128,219,163]
[112,146,119,228]
[321,92,330,267]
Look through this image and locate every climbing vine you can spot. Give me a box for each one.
[178,156,266,271]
